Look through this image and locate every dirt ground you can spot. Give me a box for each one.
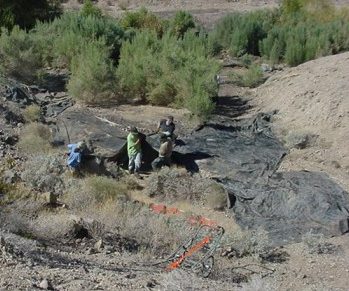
[1,1,349,290]
[252,52,349,193]
[63,0,349,30]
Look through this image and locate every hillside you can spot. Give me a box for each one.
[252,52,349,191]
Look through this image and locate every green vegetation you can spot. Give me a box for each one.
[119,7,164,37]
[67,40,118,105]
[169,10,196,38]
[229,65,264,88]
[210,0,349,66]
[117,31,219,119]
[80,0,103,18]
[1,0,349,119]
[0,27,43,83]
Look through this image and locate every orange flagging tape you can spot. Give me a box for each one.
[149,203,217,227]
[166,236,212,271]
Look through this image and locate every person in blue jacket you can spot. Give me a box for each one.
[67,141,86,173]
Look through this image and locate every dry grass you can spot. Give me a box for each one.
[146,167,227,210]
[23,104,41,122]
[63,174,192,256]
[18,122,52,154]
[21,154,66,194]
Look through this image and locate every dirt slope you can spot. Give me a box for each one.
[252,52,349,191]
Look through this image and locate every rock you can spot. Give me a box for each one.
[261,63,273,72]
[94,239,104,252]
[43,192,57,204]
[2,135,18,145]
[39,279,50,290]
[2,170,19,184]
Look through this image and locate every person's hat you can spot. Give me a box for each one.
[127,126,138,133]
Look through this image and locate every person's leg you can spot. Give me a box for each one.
[134,152,142,173]
[152,157,162,171]
[128,155,135,174]
[164,156,171,167]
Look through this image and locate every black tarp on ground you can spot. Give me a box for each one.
[54,107,158,170]
[175,113,349,244]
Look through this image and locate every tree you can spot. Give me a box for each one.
[0,0,61,30]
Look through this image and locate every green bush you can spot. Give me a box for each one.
[210,1,349,66]
[117,31,220,120]
[169,11,195,38]
[209,10,278,57]
[229,64,264,88]
[0,27,43,82]
[260,18,349,66]
[80,0,103,18]
[34,13,126,67]
[119,7,164,37]
[67,40,118,105]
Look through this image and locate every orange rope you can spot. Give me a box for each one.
[166,236,211,271]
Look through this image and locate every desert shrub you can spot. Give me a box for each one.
[80,0,103,18]
[168,11,195,38]
[229,65,264,88]
[18,123,52,154]
[64,179,191,255]
[0,183,34,205]
[210,1,349,66]
[117,31,219,120]
[0,27,43,82]
[302,231,338,254]
[146,167,226,209]
[241,64,264,87]
[114,203,191,255]
[23,104,41,122]
[205,183,227,210]
[119,7,164,37]
[209,10,278,57]
[33,12,126,67]
[67,40,118,105]
[85,176,129,203]
[0,0,62,30]
[281,0,336,22]
[262,18,349,66]
[21,154,66,193]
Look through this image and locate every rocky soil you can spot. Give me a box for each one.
[252,52,349,192]
[1,2,349,291]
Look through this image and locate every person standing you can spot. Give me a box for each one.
[127,126,142,178]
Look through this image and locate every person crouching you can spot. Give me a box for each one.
[152,134,173,171]
[67,141,86,174]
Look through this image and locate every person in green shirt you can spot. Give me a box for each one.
[127,126,142,177]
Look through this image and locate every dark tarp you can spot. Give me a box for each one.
[175,113,349,244]
[53,107,158,171]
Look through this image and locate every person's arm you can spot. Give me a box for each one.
[169,123,175,135]
[155,121,161,133]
